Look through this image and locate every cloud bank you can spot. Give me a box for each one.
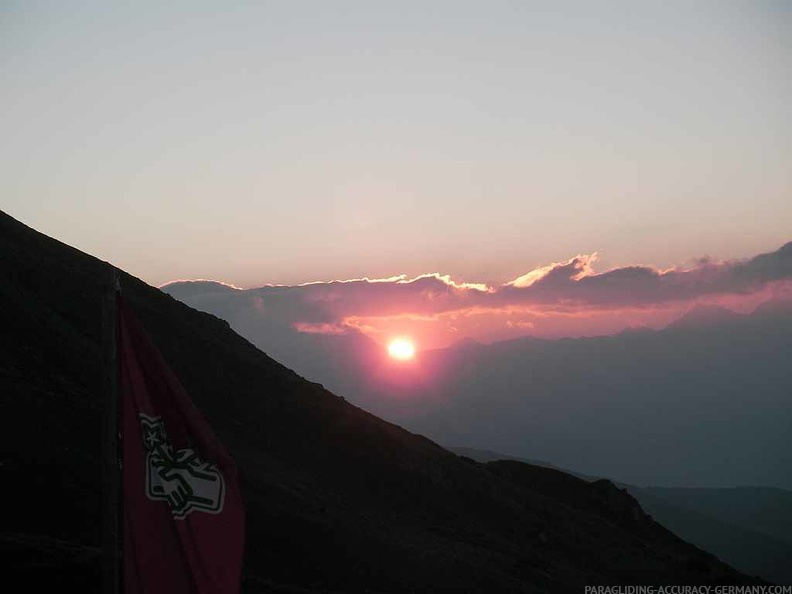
[162,242,792,347]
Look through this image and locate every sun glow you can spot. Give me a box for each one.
[387,338,415,361]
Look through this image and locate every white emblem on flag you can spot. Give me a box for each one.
[139,413,226,518]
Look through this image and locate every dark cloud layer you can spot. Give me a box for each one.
[163,242,792,333]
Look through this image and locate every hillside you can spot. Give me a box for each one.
[0,210,764,591]
[455,447,792,585]
[631,487,792,585]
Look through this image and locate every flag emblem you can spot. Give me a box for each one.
[139,413,226,518]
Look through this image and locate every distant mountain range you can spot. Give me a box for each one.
[453,447,792,585]
[1,210,770,590]
[164,280,792,491]
[632,486,792,585]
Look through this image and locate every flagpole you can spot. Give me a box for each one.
[102,265,121,594]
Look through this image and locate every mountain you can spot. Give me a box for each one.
[425,310,792,488]
[666,304,742,330]
[452,447,792,584]
[165,277,792,489]
[630,487,792,585]
[0,209,767,591]
[448,446,599,481]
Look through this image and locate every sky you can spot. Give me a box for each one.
[3,2,790,306]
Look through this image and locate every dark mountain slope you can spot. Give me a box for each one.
[634,486,792,546]
[631,488,792,585]
[483,459,787,583]
[453,447,792,584]
[0,210,763,591]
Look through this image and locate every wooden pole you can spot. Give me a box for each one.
[102,266,121,593]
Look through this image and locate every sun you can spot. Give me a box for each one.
[387,338,415,361]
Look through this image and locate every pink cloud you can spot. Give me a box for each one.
[164,241,792,347]
[507,253,598,288]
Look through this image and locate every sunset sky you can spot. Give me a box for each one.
[3,1,790,347]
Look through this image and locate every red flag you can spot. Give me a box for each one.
[118,295,245,593]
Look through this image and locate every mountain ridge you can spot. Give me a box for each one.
[0,210,767,591]
[454,446,792,584]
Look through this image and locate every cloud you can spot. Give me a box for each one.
[162,241,792,346]
[497,242,792,308]
[507,254,598,288]
[291,322,348,335]
[158,278,244,293]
